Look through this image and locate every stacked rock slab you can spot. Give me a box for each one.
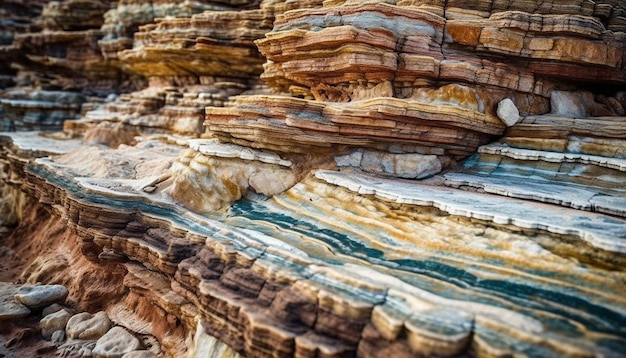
[0,0,118,132]
[207,0,625,167]
[0,0,254,133]
[1,131,625,357]
[69,0,325,140]
[446,115,626,217]
[0,0,48,87]
[97,0,256,61]
[9,0,119,94]
[1,0,626,358]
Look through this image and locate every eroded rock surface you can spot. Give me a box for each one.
[0,282,31,320]
[93,326,142,358]
[1,0,626,357]
[66,311,113,340]
[15,284,68,309]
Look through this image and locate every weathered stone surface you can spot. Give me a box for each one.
[15,284,68,309]
[93,326,142,358]
[66,311,113,340]
[0,282,30,320]
[167,139,298,212]
[497,98,520,126]
[335,150,442,179]
[40,308,72,339]
[51,329,66,344]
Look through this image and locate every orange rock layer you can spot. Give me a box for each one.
[206,92,500,157]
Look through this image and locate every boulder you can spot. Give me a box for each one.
[40,308,72,339]
[66,311,112,340]
[14,284,68,309]
[0,282,30,320]
[93,326,142,358]
[497,98,521,126]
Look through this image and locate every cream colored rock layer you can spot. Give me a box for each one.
[167,140,297,212]
[1,132,625,357]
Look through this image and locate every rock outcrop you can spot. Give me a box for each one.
[66,0,317,140]
[1,0,625,357]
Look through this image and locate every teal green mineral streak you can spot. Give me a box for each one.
[230,200,386,259]
[29,164,226,242]
[478,280,626,333]
[228,199,626,343]
[28,163,626,354]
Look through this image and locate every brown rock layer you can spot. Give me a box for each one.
[118,9,273,78]
[207,92,498,158]
[70,0,325,138]
[1,0,626,357]
[10,0,119,94]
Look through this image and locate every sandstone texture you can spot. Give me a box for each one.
[15,284,68,308]
[66,311,113,340]
[40,308,72,339]
[1,0,626,358]
[93,326,143,358]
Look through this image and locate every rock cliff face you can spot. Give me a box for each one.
[1,1,626,357]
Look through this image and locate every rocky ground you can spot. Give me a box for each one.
[0,214,162,358]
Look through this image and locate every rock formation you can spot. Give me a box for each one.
[1,0,625,357]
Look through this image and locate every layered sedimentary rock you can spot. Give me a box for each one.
[205,0,625,164]
[1,0,260,132]
[0,0,120,132]
[207,90,501,159]
[446,113,626,217]
[0,90,86,131]
[0,0,48,87]
[117,8,273,77]
[2,0,626,357]
[9,0,119,93]
[1,131,625,357]
[69,0,325,139]
[98,0,265,60]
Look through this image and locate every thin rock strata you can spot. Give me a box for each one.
[65,0,322,140]
[1,125,625,356]
[0,0,626,358]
